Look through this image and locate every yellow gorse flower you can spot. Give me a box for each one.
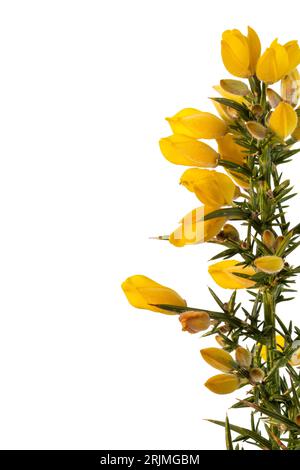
[159,134,218,167]
[180,169,239,206]
[256,39,300,84]
[121,275,186,314]
[221,27,261,78]
[169,206,226,247]
[208,260,256,289]
[166,108,228,139]
[269,101,298,139]
[200,348,235,373]
[205,374,240,395]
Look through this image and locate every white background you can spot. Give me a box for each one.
[0,0,300,450]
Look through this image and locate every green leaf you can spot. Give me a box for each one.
[225,415,234,450]
[204,207,249,221]
[206,419,271,449]
[240,401,300,432]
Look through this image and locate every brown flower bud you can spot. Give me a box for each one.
[262,230,276,251]
[266,88,282,108]
[295,415,300,427]
[249,367,265,384]
[179,310,210,334]
[215,335,226,347]
[222,224,240,242]
[235,346,252,369]
[251,104,263,118]
[274,236,285,253]
[245,121,268,140]
[220,79,250,96]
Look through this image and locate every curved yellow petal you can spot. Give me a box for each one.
[260,335,285,361]
[166,108,228,139]
[180,168,238,206]
[121,275,187,314]
[205,374,240,394]
[208,259,256,289]
[269,102,298,139]
[169,206,226,247]
[221,29,250,78]
[247,26,261,74]
[217,133,246,166]
[200,348,235,373]
[284,40,300,72]
[254,255,284,274]
[256,40,289,83]
[159,135,218,167]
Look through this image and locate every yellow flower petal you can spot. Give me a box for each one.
[169,206,226,247]
[205,374,240,394]
[121,275,186,314]
[269,102,298,139]
[221,29,250,78]
[180,169,238,206]
[284,40,300,72]
[166,108,227,139]
[260,335,285,361]
[208,260,256,289]
[200,348,235,373]
[247,26,261,74]
[159,134,218,167]
[256,40,290,83]
[292,117,300,140]
[254,255,284,274]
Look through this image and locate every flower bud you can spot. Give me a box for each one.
[295,415,300,427]
[205,374,240,394]
[274,236,285,253]
[249,368,265,384]
[215,335,226,347]
[166,108,228,139]
[220,79,250,96]
[200,347,235,373]
[254,255,284,274]
[269,102,298,139]
[281,68,300,107]
[218,224,240,242]
[251,104,264,118]
[235,346,252,369]
[262,230,276,251]
[290,347,300,366]
[266,88,282,108]
[225,106,240,120]
[245,121,268,140]
[179,311,210,334]
[121,275,187,314]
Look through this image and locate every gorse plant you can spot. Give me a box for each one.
[122,27,300,450]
